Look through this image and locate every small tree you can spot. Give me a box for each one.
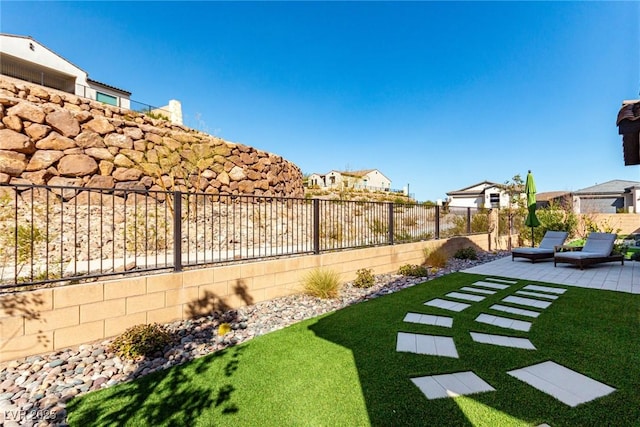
[496,175,527,248]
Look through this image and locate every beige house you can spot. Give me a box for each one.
[307,169,392,192]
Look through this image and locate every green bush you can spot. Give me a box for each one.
[302,268,341,298]
[109,323,173,360]
[453,247,478,260]
[353,268,375,288]
[397,264,429,277]
[520,205,578,246]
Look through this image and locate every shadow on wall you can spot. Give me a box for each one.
[0,292,50,353]
[185,279,255,320]
[429,237,485,261]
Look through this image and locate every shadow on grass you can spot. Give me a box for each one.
[67,280,254,426]
[308,272,640,426]
[67,345,246,426]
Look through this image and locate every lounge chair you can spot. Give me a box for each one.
[554,232,624,270]
[512,231,569,263]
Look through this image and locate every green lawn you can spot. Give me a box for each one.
[67,273,640,426]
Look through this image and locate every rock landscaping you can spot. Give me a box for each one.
[0,251,507,426]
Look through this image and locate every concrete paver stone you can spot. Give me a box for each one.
[523,284,567,294]
[470,332,536,350]
[424,298,471,312]
[502,295,552,309]
[485,278,518,284]
[472,281,510,290]
[460,286,497,295]
[446,292,485,302]
[507,361,616,407]
[516,290,559,300]
[490,304,541,318]
[475,313,531,332]
[403,313,453,328]
[411,371,495,399]
[396,332,458,358]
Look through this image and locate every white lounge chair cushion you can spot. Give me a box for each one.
[512,247,554,256]
[554,251,609,260]
[580,232,616,256]
[538,231,569,249]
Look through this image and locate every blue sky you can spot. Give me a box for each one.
[2,1,639,201]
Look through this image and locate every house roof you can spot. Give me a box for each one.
[573,180,640,195]
[536,191,570,202]
[616,100,640,126]
[446,180,501,196]
[87,78,131,96]
[1,33,88,75]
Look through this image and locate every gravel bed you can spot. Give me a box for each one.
[0,252,508,426]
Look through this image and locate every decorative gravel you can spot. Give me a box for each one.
[0,252,508,426]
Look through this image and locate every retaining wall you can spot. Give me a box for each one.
[0,76,303,198]
[0,233,506,363]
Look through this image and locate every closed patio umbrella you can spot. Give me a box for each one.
[524,170,540,247]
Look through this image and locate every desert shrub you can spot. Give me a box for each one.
[302,268,341,298]
[397,264,429,277]
[110,323,173,360]
[424,247,448,268]
[453,247,478,260]
[353,268,375,288]
[369,219,388,235]
[125,210,170,254]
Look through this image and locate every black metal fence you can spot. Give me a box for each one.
[0,184,488,291]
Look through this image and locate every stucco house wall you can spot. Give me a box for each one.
[1,33,131,108]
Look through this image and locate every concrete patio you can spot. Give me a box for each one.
[463,255,640,294]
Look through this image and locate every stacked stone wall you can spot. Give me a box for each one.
[0,77,304,198]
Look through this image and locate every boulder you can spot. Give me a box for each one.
[113,167,143,181]
[46,110,80,137]
[0,150,27,176]
[104,133,133,149]
[36,131,76,150]
[75,131,105,148]
[7,102,45,123]
[0,129,35,153]
[26,150,64,171]
[83,117,115,134]
[25,123,51,140]
[57,154,99,177]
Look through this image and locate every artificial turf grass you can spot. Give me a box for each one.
[66,272,640,427]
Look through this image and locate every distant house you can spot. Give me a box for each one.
[572,180,640,214]
[536,191,572,209]
[306,169,392,192]
[446,181,512,209]
[0,33,183,124]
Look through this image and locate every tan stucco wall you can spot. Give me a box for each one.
[0,233,506,362]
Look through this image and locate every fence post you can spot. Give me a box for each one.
[435,205,440,239]
[173,191,182,272]
[388,203,394,245]
[313,199,320,254]
[466,207,472,235]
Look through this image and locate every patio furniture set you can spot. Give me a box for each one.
[512,231,624,270]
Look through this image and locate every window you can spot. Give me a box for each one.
[96,92,118,106]
[489,193,500,207]
[329,176,336,184]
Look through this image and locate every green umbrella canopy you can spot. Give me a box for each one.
[524,170,540,228]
